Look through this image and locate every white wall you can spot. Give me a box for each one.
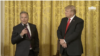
[0,1,4,56]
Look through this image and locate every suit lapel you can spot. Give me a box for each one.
[29,23,33,39]
[18,23,24,33]
[63,18,68,34]
[66,16,77,32]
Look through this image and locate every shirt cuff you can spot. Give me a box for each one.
[64,40,66,43]
[20,34,23,38]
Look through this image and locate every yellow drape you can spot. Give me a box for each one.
[4,1,100,56]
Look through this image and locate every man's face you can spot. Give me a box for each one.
[65,8,73,18]
[20,13,29,24]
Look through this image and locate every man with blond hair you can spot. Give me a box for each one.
[57,5,84,56]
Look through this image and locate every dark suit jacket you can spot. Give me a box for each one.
[11,23,39,56]
[57,16,84,55]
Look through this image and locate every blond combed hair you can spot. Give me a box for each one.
[65,5,76,14]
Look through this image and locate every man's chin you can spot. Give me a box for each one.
[66,16,68,17]
[22,22,28,24]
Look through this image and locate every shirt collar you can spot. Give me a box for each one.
[22,23,29,26]
[69,15,75,20]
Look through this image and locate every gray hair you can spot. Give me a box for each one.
[20,11,29,18]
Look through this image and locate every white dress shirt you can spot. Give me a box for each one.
[69,15,75,23]
[25,23,31,36]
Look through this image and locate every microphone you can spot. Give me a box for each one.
[23,24,27,37]
[23,24,27,28]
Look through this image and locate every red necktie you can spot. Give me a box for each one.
[64,18,71,39]
[26,25,31,39]
[26,25,32,48]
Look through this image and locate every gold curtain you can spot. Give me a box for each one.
[4,1,100,56]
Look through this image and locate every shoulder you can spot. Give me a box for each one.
[29,23,36,26]
[61,17,68,21]
[75,16,84,22]
[29,23,36,27]
[62,17,68,20]
[13,23,21,29]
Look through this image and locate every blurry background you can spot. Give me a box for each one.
[1,1,100,56]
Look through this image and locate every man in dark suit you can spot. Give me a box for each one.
[57,5,84,56]
[11,11,39,56]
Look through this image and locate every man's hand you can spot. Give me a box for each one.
[62,43,67,48]
[59,39,67,48]
[20,28,27,36]
[60,39,65,45]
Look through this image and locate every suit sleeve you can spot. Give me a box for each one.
[65,20,84,44]
[11,27,23,44]
[33,25,39,54]
[57,19,63,39]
